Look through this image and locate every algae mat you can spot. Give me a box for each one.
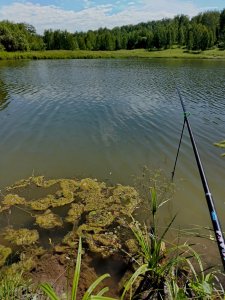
[0,176,143,277]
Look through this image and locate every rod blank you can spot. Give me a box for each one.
[175,86,225,271]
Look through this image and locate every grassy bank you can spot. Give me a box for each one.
[0,48,225,60]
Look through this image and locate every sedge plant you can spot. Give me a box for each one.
[121,187,185,299]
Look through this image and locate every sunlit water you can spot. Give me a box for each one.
[0,59,225,266]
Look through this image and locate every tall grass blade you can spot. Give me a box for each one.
[82,273,110,300]
[71,236,82,300]
[121,264,149,300]
[40,283,60,300]
[97,287,109,296]
[90,296,118,300]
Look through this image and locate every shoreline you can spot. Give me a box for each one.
[0,48,225,60]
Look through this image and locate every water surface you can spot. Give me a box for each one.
[0,58,225,264]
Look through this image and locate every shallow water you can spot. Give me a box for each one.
[0,58,225,265]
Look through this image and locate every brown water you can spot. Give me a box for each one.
[0,58,225,266]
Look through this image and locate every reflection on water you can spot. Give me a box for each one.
[0,80,10,111]
[0,59,224,265]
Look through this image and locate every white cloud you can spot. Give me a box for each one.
[0,1,200,34]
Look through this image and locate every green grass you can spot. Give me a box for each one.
[0,48,225,60]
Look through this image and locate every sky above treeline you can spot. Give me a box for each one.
[0,0,224,34]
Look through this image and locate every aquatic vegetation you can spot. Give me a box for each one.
[6,175,60,191]
[62,230,79,248]
[0,193,26,212]
[65,203,85,224]
[111,185,141,215]
[4,256,37,277]
[86,233,121,258]
[0,175,224,299]
[77,178,107,211]
[3,228,39,246]
[0,245,12,267]
[30,194,55,211]
[76,224,103,236]
[124,239,139,255]
[6,178,31,191]
[35,209,63,229]
[59,179,79,199]
[86,210,115,227]
[214,140,225,156]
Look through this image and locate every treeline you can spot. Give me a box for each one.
[0,21,45,51]
[0,9,225,52]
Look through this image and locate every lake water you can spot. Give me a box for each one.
[0,58,225,265]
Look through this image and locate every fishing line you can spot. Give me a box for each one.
[171,74,225,271]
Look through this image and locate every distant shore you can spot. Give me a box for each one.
[0,48,225,60]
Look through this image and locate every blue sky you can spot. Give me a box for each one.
[0,0,224,33]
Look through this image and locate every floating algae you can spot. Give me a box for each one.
[0,194,26,212]
[0,245,12,267]
[62,230,79,248]
[77,178,107,211]
[65,203,84,224]
[29,194,55,211]
[6,178,31,191]
[6,176,60,191]
[124,239,139,255]
[0,175,144,261]
[214,140,225,156]
[77,224,103,236]
[111,185,140,215]
[86,233,121,258]
[86,210,116,227]
[3,256,37,277]
[3,228,39,246]
[35,209,63,229]
[59,179,80,199]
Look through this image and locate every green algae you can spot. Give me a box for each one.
[59,179,79,199]
[6,178,31,191]
[0,175,143,262]
[0,245,12,267]
[77,224,103,236]
[65,203,84,224]
[0,194,26,212]
[86,233,121,258]
[125,239,139,255]
[4,256,37,277]
[29,194,55,211]
[111,185,140,215]
[35,209,63,229]
[62,230,79,248]
[86,210,116,227]
[3,228,39,246]
[6,176,60,191]
[77,178,107,209]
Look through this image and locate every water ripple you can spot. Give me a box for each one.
[0,59,225,230]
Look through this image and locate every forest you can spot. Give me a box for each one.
[0,9,225,52]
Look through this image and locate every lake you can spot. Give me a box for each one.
[0,58,225,265]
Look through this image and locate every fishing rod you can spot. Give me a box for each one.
[172,82,225,271]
